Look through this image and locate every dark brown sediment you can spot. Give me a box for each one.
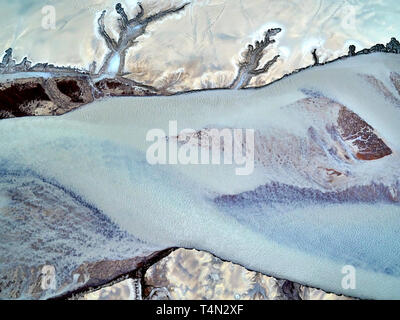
[337,107,392,161]
[0,75,160,118]
[0,81,50,118]
[49,248,176,300]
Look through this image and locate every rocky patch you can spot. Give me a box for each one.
[337,107,392,161]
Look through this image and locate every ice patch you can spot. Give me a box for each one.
[107,53,120,75]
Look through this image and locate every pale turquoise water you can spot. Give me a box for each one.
[1,0,400,300]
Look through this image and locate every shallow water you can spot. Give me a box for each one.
[1,0,400,299]
[0,164,162,299]
[1,53,400,299]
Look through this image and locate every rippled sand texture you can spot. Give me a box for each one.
[1,0,399,90]
[1,53,399,299]
[1,0,400,301]
[0,171,164,299]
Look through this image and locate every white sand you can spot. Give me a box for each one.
[1,53,400,299]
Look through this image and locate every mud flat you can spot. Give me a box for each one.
[1,52,400,299]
